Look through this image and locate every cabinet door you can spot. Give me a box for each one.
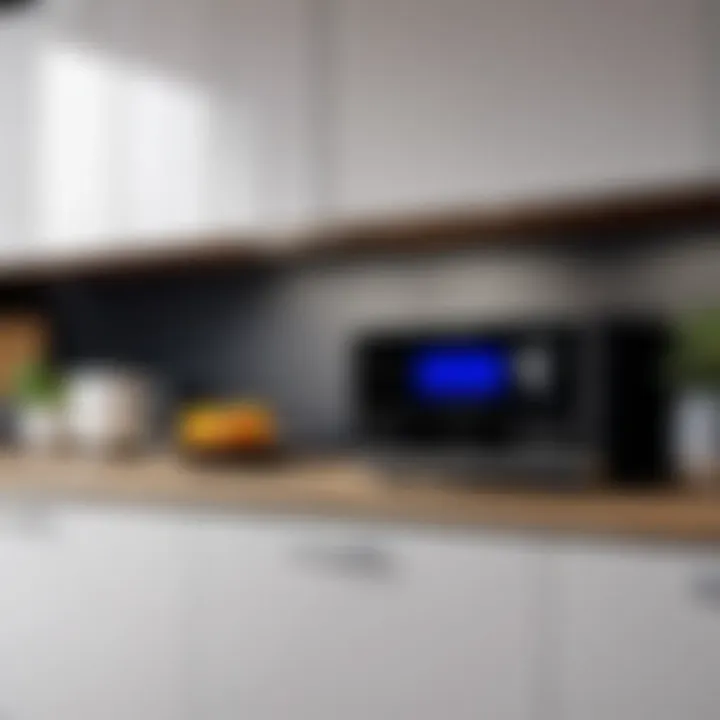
[34,0,314,249]
[197,0,315,234]
[192,517,537,720]
[0,503,186,720]
[556,542,720,720]
[117,0,315,240]
[35,0,122,249]
[0,7,41,257]
[333,0,709,216]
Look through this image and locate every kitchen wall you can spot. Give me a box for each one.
[229,246,604,445]
[7,0,714,445]
[43,233,719,446]
[40,245,599,444]
[599,234,720,312]
[46,269,271,432]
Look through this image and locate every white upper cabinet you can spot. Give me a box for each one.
[197,0,315,235]
[0,6,41,256]
[13,0,714,251]
[555,542,720,720]
[33,0,314,249]
[332,0,712,217]
[35,0,120,249]
[191,518,538,720]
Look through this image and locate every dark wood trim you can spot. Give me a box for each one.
[0,236,282,285]
[300,182,720,258]
[0,181,717,284]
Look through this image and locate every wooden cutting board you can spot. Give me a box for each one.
[0,314,48,397]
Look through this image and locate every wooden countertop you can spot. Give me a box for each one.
[0,453,718,542]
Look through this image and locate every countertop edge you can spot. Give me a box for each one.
[0,456,717,544]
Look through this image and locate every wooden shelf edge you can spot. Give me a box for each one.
[300,181,720,258]
[0,181,717,285]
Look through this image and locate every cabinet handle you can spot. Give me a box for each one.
[0,501,57,539]
[294,542,395,579]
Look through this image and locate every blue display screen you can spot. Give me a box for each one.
[412,346,511,401]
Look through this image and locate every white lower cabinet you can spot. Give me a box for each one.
[3,499,720,720]
[0,503,187,720]
[189,518,539,720]
[554,542,720,720]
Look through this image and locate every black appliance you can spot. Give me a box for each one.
[353,317,671,487]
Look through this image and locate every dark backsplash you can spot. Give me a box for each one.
[2,236,714,447]
[47,271,268,390]
[28,265,352,446]
[33,249,594,447]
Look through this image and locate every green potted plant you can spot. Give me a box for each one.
[12,360,65,453]
[672,307,720,484]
